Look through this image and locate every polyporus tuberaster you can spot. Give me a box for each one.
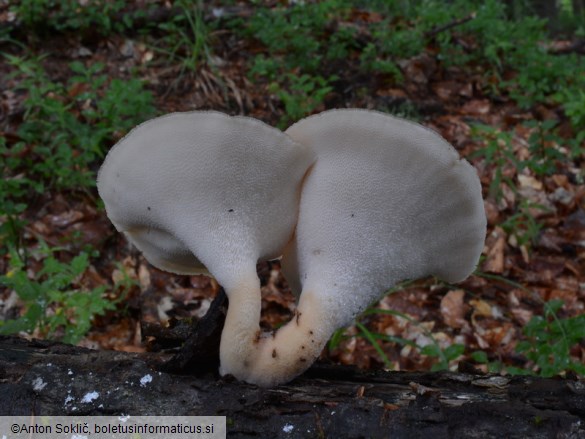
[97,110,314,383]
[98,109,486,387]
[271,109,486,386]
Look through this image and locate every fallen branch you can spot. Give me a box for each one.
[425,12,477,39]
[1,335,584,438]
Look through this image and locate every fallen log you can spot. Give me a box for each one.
[1,335,584,438]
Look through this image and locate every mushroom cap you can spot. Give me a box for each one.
[97,111,314,290]
[282,109,486,326]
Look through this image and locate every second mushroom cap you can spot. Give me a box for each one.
[282,109,487,326]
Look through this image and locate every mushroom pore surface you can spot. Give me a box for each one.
[274,109,486,383]
[97,111,316,386]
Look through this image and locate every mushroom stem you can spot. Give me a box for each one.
[219,281,333,387]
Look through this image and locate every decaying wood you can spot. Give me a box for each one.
[158,288,228,375]
[1,335,584,438]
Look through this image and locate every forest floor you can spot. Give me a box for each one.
[0,1,584,378]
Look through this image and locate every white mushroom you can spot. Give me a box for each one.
[98,109,486,388]
[253,109,485,387]
[97,110,314,381]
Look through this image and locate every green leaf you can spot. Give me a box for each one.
[444,344,465,361]
[471,351,488,363]
[421,344,441,357]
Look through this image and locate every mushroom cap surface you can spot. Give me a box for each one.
[282,109,486,327]
[97,111,314,290]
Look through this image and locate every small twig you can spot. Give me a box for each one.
[424,12,477,39]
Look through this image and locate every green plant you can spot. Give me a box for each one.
[10,0,130,35]
[472,120,566,251]
[0,243,116,344]
[473,273,585,377]
[269,74,336,127]
[565,133,585,165]
[0,133,27,251]
[380,100,422,121]
[232,1,357,124]
[557,87,585,132]
[362,17,424,71]
[358,42,404,81]
[500,199,547,248]
[470,124,518,201]
[1,55,154,200]
[153,0,213,73]
[0,136,27,215]
[332,269,585,377]
[418,0,554,107]
[521,120,566,175]
[422,343,466,371]
[362,307,466,372]
[471,120,567,198]
[329,290,465,372]
[354,321,394,369]
[467,1,585,110]
[361,0,585,113]
[243,1,352,74]
[248,55,281,81]
[510,300,585,377]
[552,0,585,35]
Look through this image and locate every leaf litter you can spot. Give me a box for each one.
[0,0,583,375]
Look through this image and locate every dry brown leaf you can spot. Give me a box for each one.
[517,187,556,218]
[433,81,460,100]
[461,99,491,115]
[440,289,467,329]
[482,323,516,348]
[511,308,533,325]
[399,54,437,85]
[138,263,151,290]
[551,174,569,188]
[518,174,543,190]
[375,88,408,98]
[483,226,506,273]
[537,230,565,252]
[470,299,494,318]
[112,256,138,284]
[549,187,574,206]
[484,199,500,226]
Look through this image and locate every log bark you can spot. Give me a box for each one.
[1,335,584,438]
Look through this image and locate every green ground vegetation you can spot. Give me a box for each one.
[0,0,583,376]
